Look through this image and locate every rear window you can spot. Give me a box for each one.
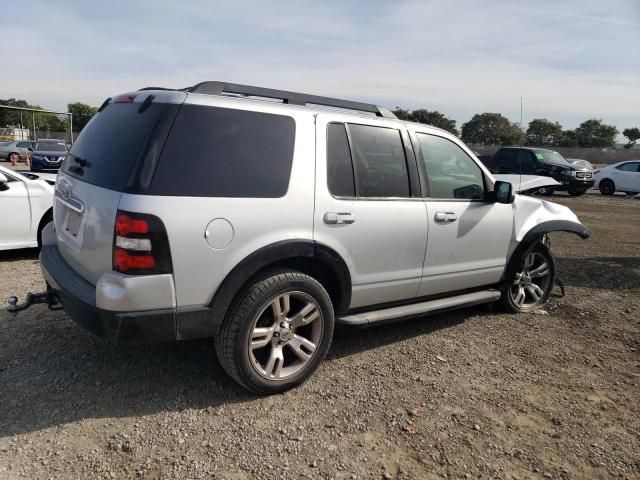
[62,102,178,191]
[149,105,295,197]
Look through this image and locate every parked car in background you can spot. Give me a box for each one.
[29,139,68,172]
[0,140,36,162]
[28,81,590,393]
[567,158,594,170]
[0,164,54,250]
[479,147,594,196]
[594,160,640,196]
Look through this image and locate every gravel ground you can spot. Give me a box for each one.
[0,193,639,480]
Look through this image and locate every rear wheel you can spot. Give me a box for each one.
[599,179,615,195]
[215,270,334,394]
[500,243,555,313]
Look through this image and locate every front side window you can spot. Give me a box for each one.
[348,124,410,198]
[416,133,485,200]
[617,162,640,172]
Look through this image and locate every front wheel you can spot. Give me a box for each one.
[537,187,555,196]
[215,270,334,394]
[599,179,615,195]
[500,243,556,313]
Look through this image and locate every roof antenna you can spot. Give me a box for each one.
[519,96,524,191]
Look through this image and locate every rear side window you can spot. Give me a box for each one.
[150,105,295,197]
[348,124,410,198]
[495,148,516,168]
[62,102,178,191]
[326,123,355,197]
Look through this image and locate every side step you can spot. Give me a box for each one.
[336,290,501,326]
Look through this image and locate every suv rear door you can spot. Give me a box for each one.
[314,114,428,308]
[411,130,513,295]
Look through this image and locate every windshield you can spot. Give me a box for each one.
[534,150,571,166]
[36,141,67,152]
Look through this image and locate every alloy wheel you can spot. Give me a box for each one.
[509,251,552,308]
[248,291,323,380]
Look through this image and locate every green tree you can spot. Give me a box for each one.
[622,127,640,149]
[526,118,563,146]
[68,102,98,131]
[559,129,578,147]
[392,108,459,135]
[575,119,618,148]
[0,98,31,127]
[461,113,524,145]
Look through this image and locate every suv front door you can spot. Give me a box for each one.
[412,131,513,296]
[314,115,428,308]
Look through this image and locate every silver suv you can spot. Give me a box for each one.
[34,82,591,393]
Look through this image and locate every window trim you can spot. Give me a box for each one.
[326,121,421,201]
[412,131,489,202]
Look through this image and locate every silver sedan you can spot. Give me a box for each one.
[0,140,36,161]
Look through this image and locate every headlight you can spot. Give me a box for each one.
[30,154,42,160]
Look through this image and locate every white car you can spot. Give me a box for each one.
[0,165,55,250]
[594,160,640,196]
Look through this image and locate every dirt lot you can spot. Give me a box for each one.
[0,194,639,480]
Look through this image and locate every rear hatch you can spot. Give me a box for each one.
[54,91,185,285]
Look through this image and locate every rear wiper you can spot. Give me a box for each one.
[73,155,91,168]
[68,165,84,176]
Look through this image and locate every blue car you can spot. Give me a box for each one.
[29,139,68,172]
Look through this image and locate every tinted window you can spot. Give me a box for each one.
[347,124,410,198]
[16,142,31,148]
[416,133,485,200]
[327,123,355,197]
[495,148,516,169]
[617,162,640,172]
[62,102,178,191]
[517,150,535,172]
[150,105,295,197]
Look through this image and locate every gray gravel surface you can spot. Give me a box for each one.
[1,194,639,479]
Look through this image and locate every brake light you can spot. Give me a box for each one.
[112,210,172,275]
[113,94,137,104]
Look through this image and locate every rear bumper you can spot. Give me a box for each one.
[39,244,215,342]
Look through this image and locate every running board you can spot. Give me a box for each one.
[336,290,501,326]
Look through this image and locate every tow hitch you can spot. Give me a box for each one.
[7,287,63,314]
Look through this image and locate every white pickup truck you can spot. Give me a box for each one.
[0,165,55,250]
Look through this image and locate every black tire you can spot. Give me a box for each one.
[215,270,334,394]
[567,187,588,196]
[37,210,53,249]
[537,187,555,196]
[500,242,556,313]
[599,179,615,196]
[625,192,637,196]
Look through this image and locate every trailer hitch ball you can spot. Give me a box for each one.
[6,288,63,314]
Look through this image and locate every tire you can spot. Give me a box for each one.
[500,242,556,313]
[215,270,334,394]
[567,187,588,196]
[625,192,637,196]
[599,179,615,196]
[37,210,53,249]
[537,187,555,196]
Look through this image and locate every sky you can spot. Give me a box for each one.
[3,0,639,137]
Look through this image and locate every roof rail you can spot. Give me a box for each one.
[184,81,397,119]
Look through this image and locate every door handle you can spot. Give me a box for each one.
[434,211,457,223]
[324,212,355,225]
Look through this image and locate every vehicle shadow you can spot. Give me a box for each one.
[0,248,39,262]
[555,256,640,290]
[0,304,476,437]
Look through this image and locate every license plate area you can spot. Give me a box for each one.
[64,209,82,238]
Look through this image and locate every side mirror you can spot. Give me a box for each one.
[494,180,514,204]
[0,172,9,191]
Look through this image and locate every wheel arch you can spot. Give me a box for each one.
[505,220,591,280]
[208,240,352,333]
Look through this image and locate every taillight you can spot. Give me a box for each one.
[113,210,172,275]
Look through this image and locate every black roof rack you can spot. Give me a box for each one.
[183,81,397,119]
